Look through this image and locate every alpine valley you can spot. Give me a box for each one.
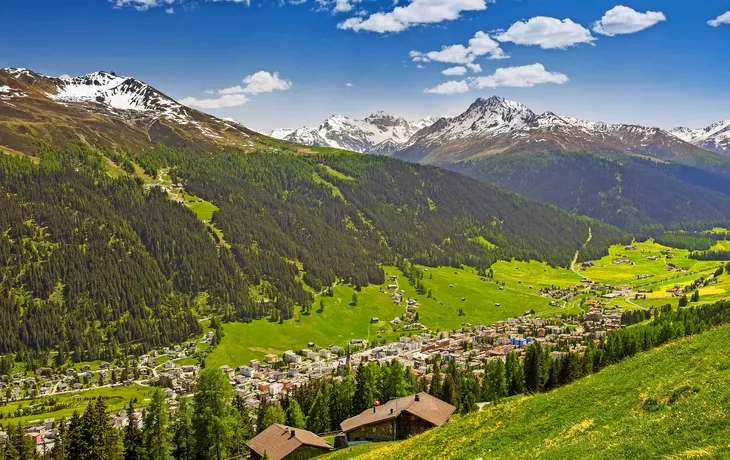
[0,67,627,361]
[274,96,730,232]
[6,2,730,459]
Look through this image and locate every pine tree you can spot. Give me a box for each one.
[381,360,408,403]
[142,389,173,460]
[172,397,194,460]
[354,363,381,414]
[489,359,508,402]
[123,400,144,460]
[285,400,306,429]
[459,376,478,414]
[261,404,286,432]
[192,368,234,460]
[331,372,356,424]
[306,390,331,434]
[505,352,525,396]
[48,417,68,460]
[66,411,86,460]
[428,359,442,399]
[524,342,544,393]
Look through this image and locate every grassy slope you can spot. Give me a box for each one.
[583,240,718,287]
[327,325,730,460]
[0,384,154,427]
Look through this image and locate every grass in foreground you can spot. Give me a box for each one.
[327,325,730,460]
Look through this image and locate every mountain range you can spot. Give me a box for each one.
[3,66,730,234]
[0,67,628,360]
[272,96,730,172]
[668,120,730,154]
[268,112,437,155]
[396,96,728,172]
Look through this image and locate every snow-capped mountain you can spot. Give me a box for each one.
[269,112,438,154]
[667,120,730,154]
[396,96,714,168]
[0,67,260,154]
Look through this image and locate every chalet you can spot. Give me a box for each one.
[340,392,455,443]
[247,424,331,460]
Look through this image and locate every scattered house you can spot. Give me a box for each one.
[370,317,380,324]
[601,292,623,299]
[247,424,331,460]
[340,392,455,443]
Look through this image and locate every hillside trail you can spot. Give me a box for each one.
[571,226,593,280]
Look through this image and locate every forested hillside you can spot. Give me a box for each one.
[0,142,626,361]
[446,153,730,233]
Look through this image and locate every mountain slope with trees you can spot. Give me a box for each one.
[0,141,627,362]
[0,67,630,362]
[446,152,730,233]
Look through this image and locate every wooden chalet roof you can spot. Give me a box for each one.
[340,392,455,433]
[247,424,330,460]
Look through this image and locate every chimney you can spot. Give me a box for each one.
[390,408,394,414]
[290,430,296,439]
[373,406,376,413]
[415,394,420,402]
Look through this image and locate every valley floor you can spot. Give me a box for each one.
[207,237,730,367]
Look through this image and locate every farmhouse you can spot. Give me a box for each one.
[247,424,331,460]
[340,392,455,443]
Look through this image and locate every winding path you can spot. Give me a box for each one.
[571,226,593,281]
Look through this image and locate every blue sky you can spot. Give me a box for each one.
[1,0,729,131]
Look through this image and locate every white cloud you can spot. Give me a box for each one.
[346,82,354,87]
[466,63,482,73]
[180,94,250,109]
[410,30,506,70]
[708,11,730,27]
[592,5,666,36]
[181,71,291,110]
[218,71,292,95]
[424,80,470,95]
[112,0,250,11]
[442,66,467,76]
[334,0,357,13]
[318,0,360,13]
[495,17,595,49]
[338,0,487,33]
[470,63,568,88]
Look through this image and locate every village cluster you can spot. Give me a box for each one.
[3,295,630,455]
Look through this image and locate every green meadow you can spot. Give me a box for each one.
[0,384,154,427]
[207,238,730,368]
[207,261,581,367]
[581,240,718,287]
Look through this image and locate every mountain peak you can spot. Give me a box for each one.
[270,111,438,155]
